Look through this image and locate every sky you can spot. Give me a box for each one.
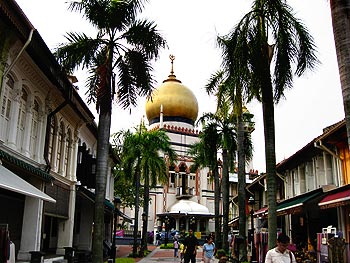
[15,0,345,173]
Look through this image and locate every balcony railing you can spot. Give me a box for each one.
[176,186,194,198]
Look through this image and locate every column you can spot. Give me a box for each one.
[69,128,80,181]
[56,185,76,254]
[17,196,43,261]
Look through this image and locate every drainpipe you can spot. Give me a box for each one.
[4,29,35,77]
[276,172,287,199]
[314,140,343,186]
[43,101,68,172]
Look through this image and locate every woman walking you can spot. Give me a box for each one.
[202,237,215,263]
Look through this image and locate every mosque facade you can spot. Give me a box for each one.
[123,56,217,239]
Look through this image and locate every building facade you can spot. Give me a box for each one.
[0,1,116,260]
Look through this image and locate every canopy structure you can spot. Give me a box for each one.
[254,206,268,218]
[319,186,350,209]
[0,164,56,203]
[277,191,321,215]
[164,199,213,217]
[116,208,132,223]
[76,186,114,211]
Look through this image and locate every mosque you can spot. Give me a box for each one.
[123,55,216,239]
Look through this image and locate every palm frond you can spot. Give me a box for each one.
[123,19,167,58]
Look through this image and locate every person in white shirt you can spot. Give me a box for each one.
[265,233,296,263]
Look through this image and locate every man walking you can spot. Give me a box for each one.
[183,229,199,263]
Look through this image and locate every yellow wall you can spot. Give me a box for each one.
[339,146,350,185]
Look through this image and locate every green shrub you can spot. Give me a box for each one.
[115,258,135,263]
[160,243,174,249]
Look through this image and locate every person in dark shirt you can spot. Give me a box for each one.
[183,229,199,263]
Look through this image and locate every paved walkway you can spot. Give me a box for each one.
[116,245,219,263]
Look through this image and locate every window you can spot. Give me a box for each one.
[207,172,214,191]
[30,98,39,158]
[48,117,56,166]
[57,122,64,173]
[64,129,72,177]
[17,88,28,151]
[0,75,14,141]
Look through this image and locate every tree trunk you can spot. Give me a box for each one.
[261,82,277,249]
[92,110,112,263]
[213,156,221,248]
[133,166,141,257]
[141,174,150,255]
[330,0,350,157]
[221,148,229,252]
[237,113,248,261]
[92,49,113,263]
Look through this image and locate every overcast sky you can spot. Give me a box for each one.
[15,0,345,173]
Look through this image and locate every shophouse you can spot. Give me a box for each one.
[0,0,116,261]
[275,119,349,262]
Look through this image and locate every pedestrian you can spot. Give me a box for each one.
[265,233,296,263]
[183,229,199,263]
[155,231,161,246]
[179,242,185,262]
[202,236,215,263]
[174,238,179,257]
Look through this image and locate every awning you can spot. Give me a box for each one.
[319,188,350,209]
[0,149,53,182]
[228,217,239,226]
[254,206,268,217]
[0,164,56,203]
[77,186,114,211]
[277,192,320,215]
[116,208,132,223]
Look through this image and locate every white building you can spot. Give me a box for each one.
[0,1,115,260]
[123,57,216,240]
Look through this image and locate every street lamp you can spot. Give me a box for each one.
[142,212,147,223]
[248,196,256,263]
[164,216,170,246]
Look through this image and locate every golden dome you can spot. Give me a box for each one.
[145,55,198,125]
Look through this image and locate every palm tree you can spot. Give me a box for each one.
[117,123,176,256]
[139,127,176,254]
[205,71,253,259]
[189,122,221,248]
[222,0,318,248]
[119,126,144,257]
[330,1,350,154]
[54,1,166,261]
[197,102,237,252]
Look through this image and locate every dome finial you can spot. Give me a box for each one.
[169,54,175,75]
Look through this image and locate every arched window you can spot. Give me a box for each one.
[57,121,65,173]
[30,98,40,158]
[17,87,28,151]
[64,128,72,177]
[48,116,57,166]
[0,74,14,141]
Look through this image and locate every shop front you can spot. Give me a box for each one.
[316,185,350,263]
